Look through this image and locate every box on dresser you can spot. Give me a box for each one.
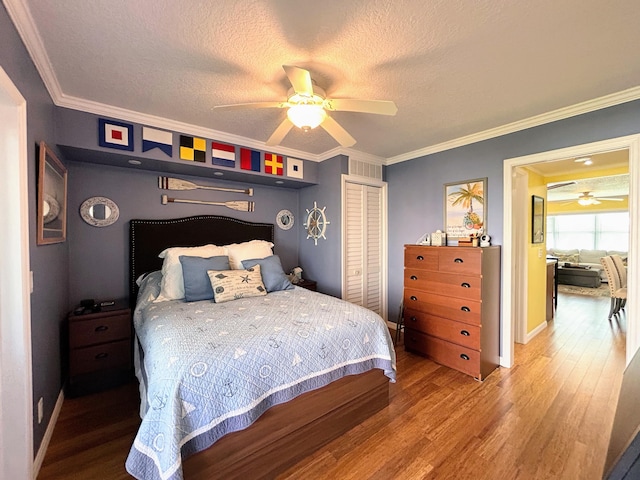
[403,245,501,380]
[66,299,132,397]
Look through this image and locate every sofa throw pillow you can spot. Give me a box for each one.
[207,265,267,303]
[579,249,607,265]
[241,255,294,293]
[224,240,274,269]
[180,255,230,302]
[155,244,227,302]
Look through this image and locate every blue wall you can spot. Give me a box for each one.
[1,3,68,454]
[67,161,300,302]
[386,101,640,320]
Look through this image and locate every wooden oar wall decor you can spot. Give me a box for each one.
[161,195,255,212]
[158,176,253,196]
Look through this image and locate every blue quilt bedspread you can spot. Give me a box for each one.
[126,272,396,480]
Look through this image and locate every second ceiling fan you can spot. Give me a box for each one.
[214,65,397,147]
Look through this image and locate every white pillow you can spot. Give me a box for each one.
[155,244,227,302]
[224,240,274,269]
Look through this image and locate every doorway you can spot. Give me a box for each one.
[503,135,640,368]
[0,67,33,479]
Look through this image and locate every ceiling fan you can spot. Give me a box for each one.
[575,191,624,205]
[214,65,398,148]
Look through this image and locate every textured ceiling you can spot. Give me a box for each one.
[7,0,640,161]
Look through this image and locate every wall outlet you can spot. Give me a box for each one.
[538,248,543,258]
[37,397,43,424]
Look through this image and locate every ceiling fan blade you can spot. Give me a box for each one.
[320,115,356,147]
[265,118,294,146]
[547,181,576,190]
[324,99,398,116]
[283,65,313,96]
[214,101,287,110]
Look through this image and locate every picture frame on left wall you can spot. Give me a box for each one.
[37,141,67,245]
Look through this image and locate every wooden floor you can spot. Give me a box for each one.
[38,292,626,479]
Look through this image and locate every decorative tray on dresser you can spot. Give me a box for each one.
[403,245,501,380]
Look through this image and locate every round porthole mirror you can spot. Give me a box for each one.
[80,196,120,227]
[276,209,294,230]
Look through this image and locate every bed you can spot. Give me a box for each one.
[125,215,396,480]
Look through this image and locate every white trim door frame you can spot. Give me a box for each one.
[0,67,33,479]
[503,134,640,368]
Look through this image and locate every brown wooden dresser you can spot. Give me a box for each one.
[403,245,501,380]
[67,300,132,396]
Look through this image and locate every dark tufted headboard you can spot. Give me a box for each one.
[129,215,274,307]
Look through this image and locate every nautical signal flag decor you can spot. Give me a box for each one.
[142,127,173,157]
[287,157,304,179]
[98,119,134,151]
[211,142,236,168]
[240,148,261,172]
[264,153,284,176]
[179,135,206,162]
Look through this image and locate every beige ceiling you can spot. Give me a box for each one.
[6,0,640,162]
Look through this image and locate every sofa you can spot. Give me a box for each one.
[547,248,628,283]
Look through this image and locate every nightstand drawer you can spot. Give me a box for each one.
[69,338,131,376]
[69,312,130,347]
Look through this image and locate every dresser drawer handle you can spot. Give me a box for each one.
[410,296,418,301]
[410,275,418,280]
[95,325,109,332]
[461,282,470,288]
[454,258,464,263]
[95,352,109,360]
[410,316,417,322]
[461,306,470,312]
[460,330,470,336]
[416,255,424,261]
[460,354,470,361]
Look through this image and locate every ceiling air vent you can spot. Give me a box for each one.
[349,159,382,180]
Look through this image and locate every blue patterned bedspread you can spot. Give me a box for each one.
[125,272,396,480]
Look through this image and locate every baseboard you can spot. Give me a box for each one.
[524,320,548,344]
[33,388,64,479]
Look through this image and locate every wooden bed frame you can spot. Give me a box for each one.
[129,215,390,479]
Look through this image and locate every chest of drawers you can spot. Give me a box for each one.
[67,301,132,396]
[403,245,500,380]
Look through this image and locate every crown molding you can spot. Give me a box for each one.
[4,0,63,101]
[385,86,640,166]
[7,0,640,168]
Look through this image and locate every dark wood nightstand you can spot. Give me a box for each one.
[295,279,317,291]
[66,300,132,397]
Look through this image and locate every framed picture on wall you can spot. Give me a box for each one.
[532,195,545,244]
[444,177,486,240]
[37,141,67,245]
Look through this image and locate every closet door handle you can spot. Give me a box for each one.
[410,296,418,301]
[460,330,470,336]
[461,306,470,312]
[460,354,470,361]
[410,275,418,280]
[454,258,464,263]
[95,325,109,332]
[461,282,470,288]
[416,255,424,261]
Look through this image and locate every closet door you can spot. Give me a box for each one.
[343,181,384,316]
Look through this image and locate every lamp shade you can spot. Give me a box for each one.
[287,104,327,131]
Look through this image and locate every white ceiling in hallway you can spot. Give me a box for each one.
[6,0,640,161]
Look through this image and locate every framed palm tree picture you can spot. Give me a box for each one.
[444,178,486,241]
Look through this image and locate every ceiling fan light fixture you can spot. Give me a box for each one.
[575,157,593,165]
[578,198,592,206]
[287,104,327,131]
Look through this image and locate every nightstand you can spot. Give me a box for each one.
[66,300,132,397]
[296,279,317,291]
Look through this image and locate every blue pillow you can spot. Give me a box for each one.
[179,255,230,302]
[241,255,294,293]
